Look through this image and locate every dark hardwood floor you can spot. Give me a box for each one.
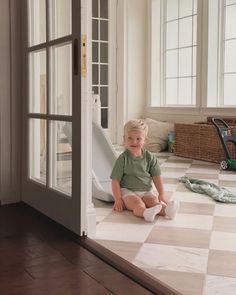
[0,202,155,295]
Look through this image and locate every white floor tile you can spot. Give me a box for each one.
[210,231,236,251]
[133,243,209,273]
[95,222,154,243]
[204,275,236,295]
[214,203,236,217]
[219,174,236,181]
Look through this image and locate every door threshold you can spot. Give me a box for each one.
[77,237,180,295]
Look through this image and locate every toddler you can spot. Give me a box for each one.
[110,119,179,222]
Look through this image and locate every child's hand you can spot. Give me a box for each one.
[113,199,125,212]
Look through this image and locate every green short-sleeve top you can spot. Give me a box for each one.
[110,149,161,191]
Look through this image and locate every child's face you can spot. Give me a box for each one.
[124,129,146,155]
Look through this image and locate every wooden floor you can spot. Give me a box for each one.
[0,202,154,295]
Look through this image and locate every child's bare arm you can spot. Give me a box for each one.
[152,175,169,205]
[112,179,125,211]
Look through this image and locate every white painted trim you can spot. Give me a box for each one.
[107,0,117,143]
[81,0,96,236]
[116,0,128,144]
[146,106,236,117]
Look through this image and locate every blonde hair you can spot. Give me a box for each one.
[124,119,148,137]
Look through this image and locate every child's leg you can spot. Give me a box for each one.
[124,195,162,222]
[123,195,146,217]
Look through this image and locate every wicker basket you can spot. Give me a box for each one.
[174,122,236,163]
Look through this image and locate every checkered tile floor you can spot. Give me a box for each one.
[93,152,236,295]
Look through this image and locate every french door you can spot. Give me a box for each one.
[22,0,82,234]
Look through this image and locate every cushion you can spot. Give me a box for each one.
[143,118,174,152]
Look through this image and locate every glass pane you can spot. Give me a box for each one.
[100,87,108,106]
[50,43,72,115]
[29,50,46,113]
[92,42,99,62]
[92,64,99,84]
[100,42,108,63]
[178,77,192,104]
[192,77,196,105]
[192,46,196,76]
[166,21,178,49]
[100,65,108,84]
[92,86,99,94]
[193,0,198,14]
[193,15,197,46]
[100,0,108,19]
[92,0,98,17]
[179,17,193,47]
[92,19,99,40]
[225,40,236,72]
[101,108,108,128]
[100,20,108,41]
[29,118,46,184]
[166,50,178,78]
[49,0,72,40]
[28,0,46,46]
[166,79,178,104]
[50,121,72,195]
[179,0,193,18]
[224,74,236,105]
[166,0,178,21]
[225,5,236,39]
[179,47,192,77]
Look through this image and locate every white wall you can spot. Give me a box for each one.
[116,0,147,143]
[126,0,147,120]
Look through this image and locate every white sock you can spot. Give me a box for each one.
[165,200,179,219]
[143,204,162,222]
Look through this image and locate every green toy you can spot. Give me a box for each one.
[212,117,236,170]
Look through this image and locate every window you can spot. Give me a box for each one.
[92,0,109,128]
[222,1,236,106]
[149,0,236,109]
[149,0,198,107]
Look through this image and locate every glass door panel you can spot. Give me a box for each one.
[24,0,81,234]
[28,0,46,46]
[50,43,72,115]
[50,121,72,195]
[29,118,47,184]
[29,49,47,113]
[49,0,72,40]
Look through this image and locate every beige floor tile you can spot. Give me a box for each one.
[208,250,236,278]
[162,167,188,173]
[142,268,205,295]
[166,156,193,163]
[179,202,215,215]
[102,210,147,224]
[95,239,142,262]
[213,216,236,233]
[219,180,236,187]
[146,226,211,248]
